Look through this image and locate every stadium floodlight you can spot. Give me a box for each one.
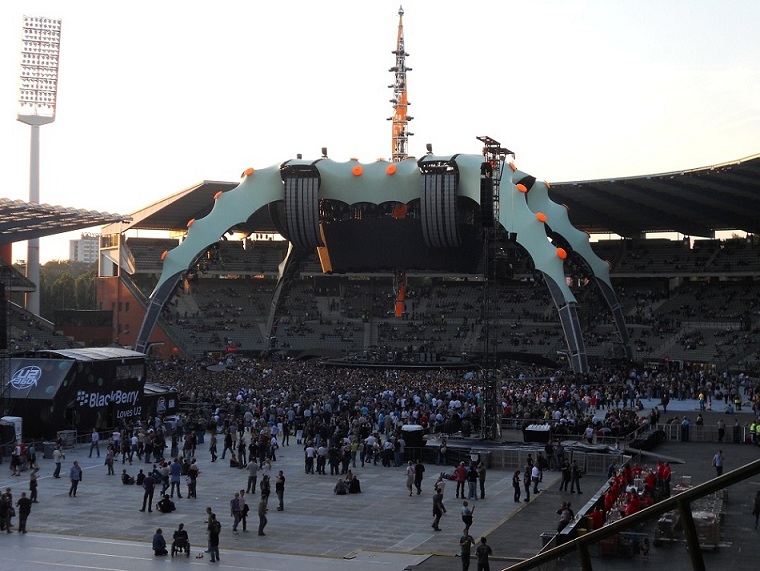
[17,15,62,315]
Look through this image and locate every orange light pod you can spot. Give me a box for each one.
[508,162,517,172]
[352,165,364,176]
[545,180,552,189]
[187,219,195,228]
[160,250,168,261]
[536,212,547,223]
[213,191,223,200]
[556,247,567,260]
[386,164,397,175]
[244,167,254,176]
[516,183,528,193]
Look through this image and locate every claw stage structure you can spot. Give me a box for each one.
[135,149,633,374]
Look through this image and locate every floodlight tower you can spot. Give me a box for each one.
[388,6,413,162]
[17,15,62,315]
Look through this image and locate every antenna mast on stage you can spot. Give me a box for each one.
[388,6,413,162]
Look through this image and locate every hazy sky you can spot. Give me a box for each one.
[2,0,759,263]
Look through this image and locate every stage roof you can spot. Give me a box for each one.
[0,198,131,246]
[98,153,760,240]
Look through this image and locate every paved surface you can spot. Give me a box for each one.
[1,398,758,571]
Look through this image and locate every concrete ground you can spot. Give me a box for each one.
[1,397,757,571]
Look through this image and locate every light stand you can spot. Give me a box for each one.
[17,15,62,315]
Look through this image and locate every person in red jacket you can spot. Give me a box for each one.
[661,462,672,497]
[455,462,467,499]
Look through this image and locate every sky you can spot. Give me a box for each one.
[1,0,759,263]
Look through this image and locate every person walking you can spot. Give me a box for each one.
[52,445,64,479]
[140,471,156,512]
[89,428,100,458]
[459,527,476,571]
[275,470,285,511]
[239,490,249,532]
[475,536,493,571]
[257,497,268,536]
[69,461,82,497]
[207,513,221,562]
[230,492,242,533]
[16,491,32,533]
[461,500,475,529]
[712,449,724,476]
[405,461,415,496]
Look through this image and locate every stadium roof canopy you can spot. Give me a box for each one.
[101,154,760,240]
[0,198,131,245]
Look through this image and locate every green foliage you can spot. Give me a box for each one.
[39,260,97,320]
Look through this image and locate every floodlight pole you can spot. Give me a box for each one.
[17,15,61,316]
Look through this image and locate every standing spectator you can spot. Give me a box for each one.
[275,470,285,511]
[753,491,760,530]
[531,464,541,494]
[454,463,467,498]
[89,428,100,458]
[208,434,218,463]
[230,491,242,534]
[16,491,32,533]
[570,460,583,494]
[466,462,478,500]
[432,487,446,531]
[140,471,156,512]
[437,437,447,466]
[0,491,11,533]
[187,459,199,498]
[247,459,259,493]
[475,536,493,571]
[207,513,221,562]
[105,446,115,475]
[257,497,268,536]
[680,416,691,442]
[52,445,65,479]
[522,465,532,503]
[260,474,271,506]
[28,464,39,503]
[459,527,476,571]
[512,470,521,503]
[712,449,724,476]
[559,459,571,492]
[477,461,486,499]
[69,461,82,497]
[170,458,182,498]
